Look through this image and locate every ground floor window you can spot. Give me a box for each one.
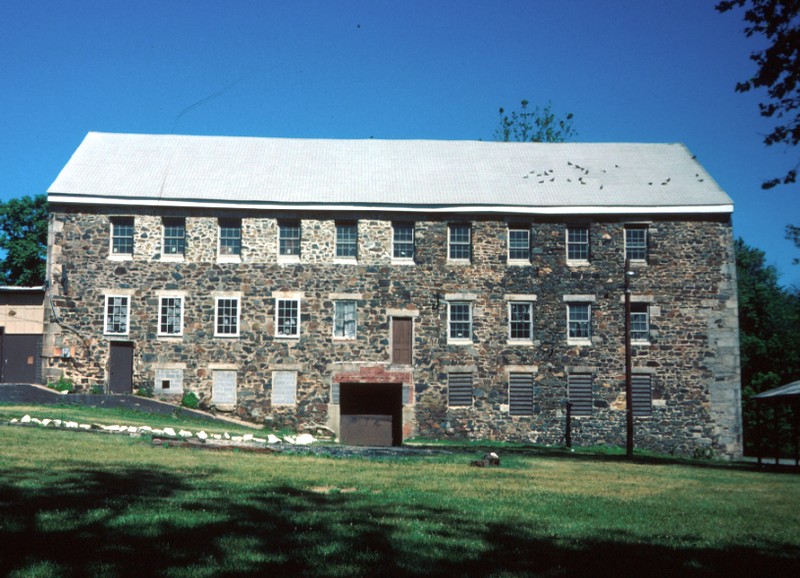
[272,370,298,406]
[509,372,534,415]
[568,373,593,416]
[212,370,237,405]
[448,372,473,407]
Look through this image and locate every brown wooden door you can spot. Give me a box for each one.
[1,333,41,383]
[109,342,133,394]
[392,317,412,365]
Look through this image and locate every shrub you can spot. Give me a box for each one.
[89,384,105,394]
[136,385,154,398]
[48,376,74,393]
[181,391,200,409]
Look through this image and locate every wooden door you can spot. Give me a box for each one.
[392,317,412,365]
[108,342,133,394]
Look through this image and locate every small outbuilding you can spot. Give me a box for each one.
[0,286,45,384]
[752,380,800,467]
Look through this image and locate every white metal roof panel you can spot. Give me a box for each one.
[47,132,733,213]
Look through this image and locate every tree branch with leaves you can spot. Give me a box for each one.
[494,100,576,143]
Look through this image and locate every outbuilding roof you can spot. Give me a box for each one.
[47,132,733,215]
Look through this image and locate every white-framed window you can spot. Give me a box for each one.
[110,217,134,256]
[448,223,471,261]
[448,372,473,407]
[567,303,591,341]
[625,226,648,262]
[392,222,415,260]
[219,218,242,257]
[335,222,358,259]
[334,300,357,339]
[271,370,298,406]
[566,225,589,262]
[276,298,300,338]
[278,221,301,257]
[509,372,534,416]
[508,225,531,262]
[162,217,186,257]
[630,303,650,343]
[509,302,533,341]
[215,297,239,337]
[105,295,130,335]
[158,296,183,336]
[212,369,237,405]
[448,302,472,341]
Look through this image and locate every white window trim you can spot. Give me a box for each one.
[624,225,649,263]
[447,223,471,263]
[157,295,185,337]
[104,294,131,336]
[214,296,240,338]
[566,302,592,346]
[334,221,359,263]
[565,225,590,266]
[507,225,531,265]
[161,218,186,262]
[333,300,357,340]
[630,303,651,345]
[507,301,534,343]
[447,301,473,344]
[108,218,134,261]
[275,298,301,339]
[391,222,416,264]
[217,219,242,263]
[277,221,301,262]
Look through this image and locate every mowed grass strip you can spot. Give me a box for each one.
[1,424,799,577]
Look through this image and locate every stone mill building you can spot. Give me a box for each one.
[44,132,742,457]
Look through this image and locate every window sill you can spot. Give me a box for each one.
[567,339,592,347]
[157,335,184,340]
[108,254,133,261]
[104,334,130,339]
[278,256,301,264]
[507,339,536,346]
[507,260,532,266]
[447,259,471,265]
[160,255,185,263]
[447,338,473,345]
[213,334,240,339]
[217,255,242,264]
[333,257,358,265]
[332,336,356,342]
[631,340,651,346]
[391,258,416,266]
[566,260,591,267]
[275,335,300,340]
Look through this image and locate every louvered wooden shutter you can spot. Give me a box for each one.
[631,374,652,417]
[568,373,593,416]
[509,373,534,415]
[448,373,473,407]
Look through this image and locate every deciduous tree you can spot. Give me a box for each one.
[494,100,576,143]
[0,194,48,286]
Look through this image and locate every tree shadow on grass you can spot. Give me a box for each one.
[1,466,798,577]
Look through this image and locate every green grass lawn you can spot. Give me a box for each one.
[1,409,799,577]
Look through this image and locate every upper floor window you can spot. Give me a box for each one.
[509,302,533,341]
[219,218,242,257]
[508,225,531,262]
[335,222,358,259]
[392,222,415,261]
[279,221,301,257]
[448,302,472,341]
[276,298,300,338]
[215,297,239,337]
[625,226,648,262]
[110,217,134,256]
[162,217,186,257]
[158,296,183,337]
[566,225,589,262]
[105,295,130,335]
[334,300,357,339]
[630,303,650,343]
[567,303,591,341]
[448,223,471,261]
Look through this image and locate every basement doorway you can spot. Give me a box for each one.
[108,342,133,394]
[339,382,403,447]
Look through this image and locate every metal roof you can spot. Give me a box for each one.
[47,132,734,215]
[752,380,800,400]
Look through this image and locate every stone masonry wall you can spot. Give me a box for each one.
[45,205,742,458]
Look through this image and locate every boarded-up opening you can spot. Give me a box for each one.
[339,382,403,446]
[392,317,412,365]
[568,373,593,416]
[109,342,133,394]
[632,374,652,417]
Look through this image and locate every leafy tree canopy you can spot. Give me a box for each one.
[716,0,800,189]
[0,194,48,286]
[494,100,576,143]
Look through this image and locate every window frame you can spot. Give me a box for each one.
[110,217,134,258]
[625,225,648,262]
[508,301,534,342]
[335,221,358,260]
[276,298,301,339]
[218,218,242,259]
[630,303,650,343]
[567,302,592,343]
[162,217,186,259]
[333,300,357,340]
[392,222,415,261]
[448,302,473,342]
[566,225,590,263]
[448,223,471,262]
[104,295,130,336]
[508,225,531,263]
[214,297,240,338]
[158,296,184,337]
[278,221,301,258]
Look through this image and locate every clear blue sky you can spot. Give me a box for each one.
[2,0,798,285]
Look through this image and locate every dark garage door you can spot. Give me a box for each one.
[1,333,42,383]
[340,382,402,447]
